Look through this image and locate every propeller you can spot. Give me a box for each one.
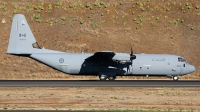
[127,46,136,72]
[130,46,136,61]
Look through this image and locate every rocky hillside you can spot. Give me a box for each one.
[0,0,199,80]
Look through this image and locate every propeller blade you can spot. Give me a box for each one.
[130,46,136,61]
[130,46,133,56]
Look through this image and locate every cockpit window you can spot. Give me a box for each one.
[178,57,186,62]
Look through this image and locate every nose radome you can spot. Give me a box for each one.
[188,65,195,73]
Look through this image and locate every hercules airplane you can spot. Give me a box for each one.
[7,14,196,81]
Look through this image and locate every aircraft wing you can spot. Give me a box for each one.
[91,51,115,60]
[87,51,131,61]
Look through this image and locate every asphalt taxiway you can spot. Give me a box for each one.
[0,80,199,87]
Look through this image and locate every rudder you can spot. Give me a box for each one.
[7,14,40,55]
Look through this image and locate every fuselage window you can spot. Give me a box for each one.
[183,64,185,67]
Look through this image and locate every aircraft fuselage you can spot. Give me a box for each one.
[30,50,195,78]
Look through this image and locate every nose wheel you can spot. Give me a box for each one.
[173,76,179,81]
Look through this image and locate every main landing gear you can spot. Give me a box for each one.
[99,75,116,81]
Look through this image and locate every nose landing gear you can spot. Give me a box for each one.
[173,76,179,81]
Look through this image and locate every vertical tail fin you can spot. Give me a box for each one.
[7,14,40,55]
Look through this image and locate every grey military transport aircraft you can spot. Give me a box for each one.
[7,14,196,81]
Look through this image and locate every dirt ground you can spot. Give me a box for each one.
[0,1,200,111]
[0,87,199,111]
[0,0,199,80]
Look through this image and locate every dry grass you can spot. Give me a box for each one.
[0,87,200,111]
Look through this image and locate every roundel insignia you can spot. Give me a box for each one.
[59,58,64,63]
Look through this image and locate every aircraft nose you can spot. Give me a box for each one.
[188,65,195,73]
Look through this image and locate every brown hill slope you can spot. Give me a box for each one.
[0,0,199,80]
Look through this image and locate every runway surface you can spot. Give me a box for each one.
[0,80,199,87]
